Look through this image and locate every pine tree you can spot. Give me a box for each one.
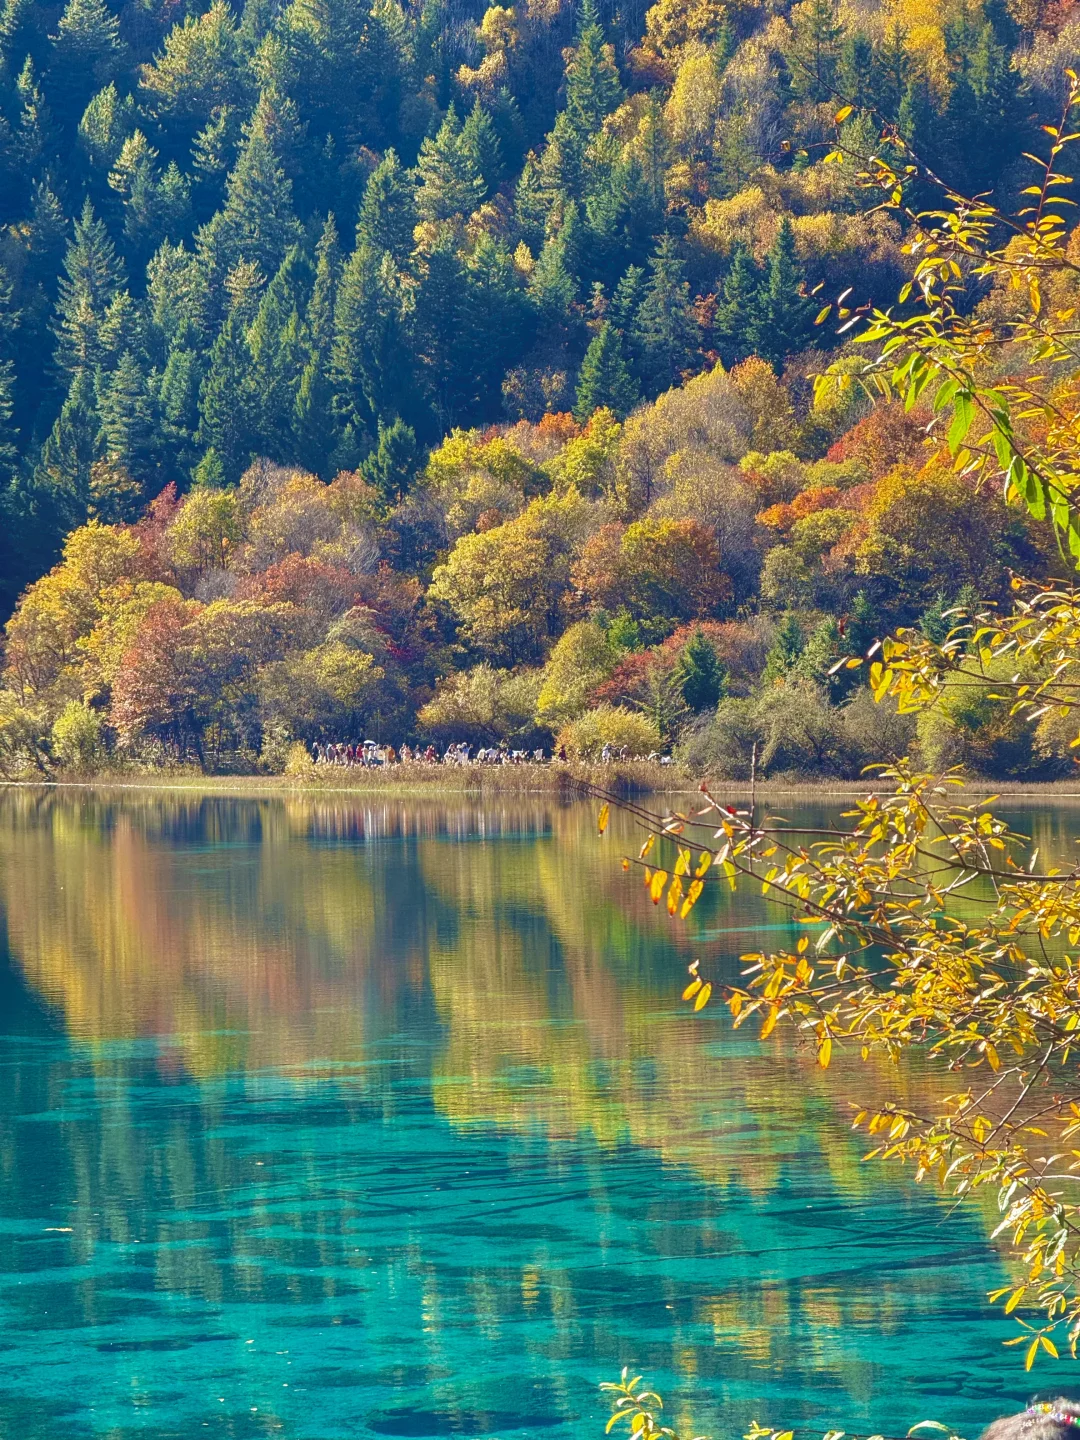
[838,31,874,108]
[78,82,134,172]
[563,0,622,149]
[756,217,816,369]
[53,198,126,376]
[461,98,504,200]
[361,417,418,508]
[48,0,123,122]
[247,244,311,457]
[608,264,645,332]
[787,0,842,102]
[290,215,341,474]
[218,113,302,278]
[632,235,699,393]
[196,310,255,482]
[14,57,55,179]
[158,333,203,479]
[356,150,417,265]
[459,236,532,419]
[674,628,726,712]
[415,106,486,224]
[763,612,805,685]
[332,242,412,436]
[0,264,19,484]
[574,322,638,421]
[34,368,99,521]
[97,349,157,487]
[873,22,910,120]
[414,235,469,425]
[193,445,227,487]
[714,243,764,365]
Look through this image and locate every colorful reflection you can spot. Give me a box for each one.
[0,790,1044,1440]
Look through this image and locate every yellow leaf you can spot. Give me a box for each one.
[760,1005,779,1039]
[833,104,853,122]
[683,978,703,1000]
[667,876,683,915]
[639,834,656,860]
[1025,1338,1039,1371]
[694,981,712,1011]
[597,803,609,835]
[650,869,668,904]
[695,850,712,878]
[680,879,704,917]
[621,857,630,871]
[818,1035,832,1068]
[1041,1336,1059,1358]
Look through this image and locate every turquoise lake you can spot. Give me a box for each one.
[0,789,1061,1439]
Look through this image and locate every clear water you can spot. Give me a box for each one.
[0,790,1059,1439]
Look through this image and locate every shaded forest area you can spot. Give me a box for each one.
[1,0,1078,777]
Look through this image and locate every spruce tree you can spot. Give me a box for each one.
[361,417,418,509]
[158,334,204,479]
[356,150,416,265]
[48,0,123,122]
[574,322,638,421]
[461,98,504,200]
[247,244,311,457]
[787,0,842,102]
[218,114,302,277]
[34,368,99,521]
[196,310,255,482]
[763,613,805,685]
[415,106,485,224]
[97,349,157,487]
[332,242,413,436]
[53,198,126,376]
[714,243,764,365]
[563,0,622,149]
[756,217,816,369]
[632,235,699,394]
[674,628,726,712]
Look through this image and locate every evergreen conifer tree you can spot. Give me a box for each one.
[48,0,123,122]
[632,235,699,393]
[53,198,125,376]
[97,349,157,486]
[563,0,622,148]
[461,98,504,200]
[356,150,416,265]
[247,243,311,457]
[787,0,842,102]
[218,114,301,277]
[196,310,255,482]
[573,322,638,420]
[756,217,816,369]
[714,243,764,364]
[415,106,486,223]
[674,628,726,712]
[332,242,412,436]
[763,612,805,685]
[361,416,418,509]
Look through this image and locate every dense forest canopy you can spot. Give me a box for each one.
[1,0,1078,776]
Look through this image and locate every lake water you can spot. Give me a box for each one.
[0,789,1059,1440]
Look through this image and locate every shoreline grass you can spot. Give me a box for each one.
[6,766,1080,803]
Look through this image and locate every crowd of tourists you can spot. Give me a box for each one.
[310,741,669,766]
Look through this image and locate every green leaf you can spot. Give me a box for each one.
[947,392,975,453]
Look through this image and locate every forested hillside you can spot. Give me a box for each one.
[1,0,1078,777]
